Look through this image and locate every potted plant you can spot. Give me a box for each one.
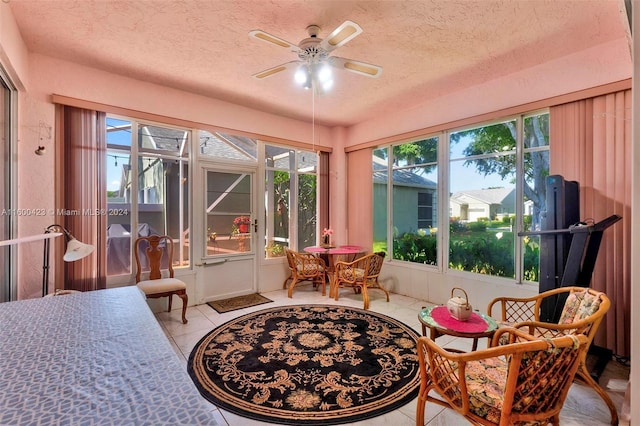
[234,216,251,233]
[265,242,285,258]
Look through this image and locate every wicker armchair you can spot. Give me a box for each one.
[283,248,327,297]
[487,286,616,425]
[416,327,589,426]
[331,252,388,309]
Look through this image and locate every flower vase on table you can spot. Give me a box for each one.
[321,227,334,248]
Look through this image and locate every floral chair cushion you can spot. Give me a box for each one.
[466,357,507,423]
[338,267,366,282]
[296,264,324,274]
[497,290,602,345]
[465,356,551,425]
[558,290,601,324]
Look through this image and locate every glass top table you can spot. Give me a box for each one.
[418,305,499,351]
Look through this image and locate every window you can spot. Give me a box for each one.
[449,113,549,280]
[373,137,439,264]
[106,117,190,276]
[264,144,318,257]
[0,69,15,302]
[417,192,434,229]
[373,111,549,283]
[449,120,517,277]
[522,113,550,281]
[199,130,257,162]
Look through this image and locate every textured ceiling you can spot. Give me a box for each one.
[9,0,630,127]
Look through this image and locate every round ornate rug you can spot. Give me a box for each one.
[188,304,420,425]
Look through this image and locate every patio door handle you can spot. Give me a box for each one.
[254,219,258,232]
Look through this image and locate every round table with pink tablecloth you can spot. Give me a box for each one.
[418,305,498,351]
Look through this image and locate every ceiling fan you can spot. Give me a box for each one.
[249,20,382,92]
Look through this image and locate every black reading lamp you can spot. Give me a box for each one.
[42,224,94,297]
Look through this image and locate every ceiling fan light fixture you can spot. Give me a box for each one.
[316,62,332,83]
[250,20,382,89]
[294,65,310,85]
[294,62,332,92]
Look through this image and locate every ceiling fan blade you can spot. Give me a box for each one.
[249,30,301,52]
[319,20,363,52]
[328,57,383,78]
[252,61,300,79]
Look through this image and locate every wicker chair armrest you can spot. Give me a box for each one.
[334,255,364,269]
[491,326,540,346]
[333,260,353,270]
[510,319,593,338]
[334,254,372,274]
[297,252,322,261]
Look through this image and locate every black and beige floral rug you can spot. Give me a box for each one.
[187,304,420,425]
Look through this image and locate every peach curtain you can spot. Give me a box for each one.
[56,105,107,292]
[550,90,631,356]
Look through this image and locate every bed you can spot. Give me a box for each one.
[0,286,217,425]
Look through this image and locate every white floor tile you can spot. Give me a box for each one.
[160,288,627,426]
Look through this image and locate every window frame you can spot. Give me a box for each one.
[0,65,17,302]
[106,115,192,282]
[262,142,319,256]
[374,109,549,284]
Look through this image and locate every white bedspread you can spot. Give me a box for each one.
[0,286,217,425]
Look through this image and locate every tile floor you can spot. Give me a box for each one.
[155,285,629,426]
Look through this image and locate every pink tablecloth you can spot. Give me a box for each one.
[304,246,328,253]
[328,247,362,255]
[304,246,364,255]
[430,306,489,333]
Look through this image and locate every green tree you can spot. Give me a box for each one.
[374,137,438,170]
[450,114,549,228]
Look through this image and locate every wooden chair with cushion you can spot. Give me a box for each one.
[283,248,327,298]
[135,235,188,324]
[487,286,616,425]
[416,327,589,426]
[332,251,389,309]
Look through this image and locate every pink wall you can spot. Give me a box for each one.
[328,126,347,244]
[0,3,29,90]
[345,38,632,147]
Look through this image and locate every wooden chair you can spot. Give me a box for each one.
[487,286,616,425]
[416,327,589,426]
[283,248,327,297]
[135,235,188,324]
[332,252,389,309]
